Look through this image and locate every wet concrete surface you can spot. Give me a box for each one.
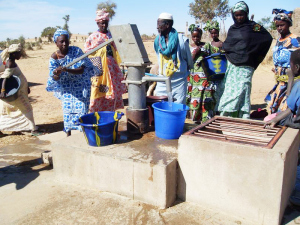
[1,125,300,224]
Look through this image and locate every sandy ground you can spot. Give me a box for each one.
[0,39,275,148]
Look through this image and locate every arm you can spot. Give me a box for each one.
[0,78,7,98]
[286,69,294,96]
[264,108,292,128]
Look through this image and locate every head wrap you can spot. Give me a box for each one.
[158,12,173,20]
[53,29,69,43]
[0,43,22,63]
[274,13,293,26]
[95,9,110,22]
[204,21,220,31]
[272,8,293,16]
[232,1,249,15]
[188,24,202,34]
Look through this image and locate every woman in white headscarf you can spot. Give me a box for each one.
[0,44,38,135]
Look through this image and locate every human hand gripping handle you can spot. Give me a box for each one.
[53,66,64,80]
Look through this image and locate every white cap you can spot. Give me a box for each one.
[158,12,173,20]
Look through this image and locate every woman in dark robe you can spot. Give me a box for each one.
[216,1,272,119]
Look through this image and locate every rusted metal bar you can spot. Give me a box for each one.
[211,121,278,133]
[195,130,269,143]
[267,126,287,148]
[206,124,275,138]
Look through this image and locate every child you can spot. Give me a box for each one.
[186,24,217,123]
[264,49,300,129]
[204,20,223,52]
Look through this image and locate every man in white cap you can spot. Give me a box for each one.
[154,12,193,104]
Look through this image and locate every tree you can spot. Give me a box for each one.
[62,15,72,39]
[63,15,70,32]
[41,27,57,42]
[189,0,230,24]
[97,1,117,20]
[257,16,276,31]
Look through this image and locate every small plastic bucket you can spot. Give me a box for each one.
[0,75,21,102]
[152,102,189,139]
[201,53,227,81]
[78,111,124,147]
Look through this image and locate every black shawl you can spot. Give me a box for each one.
[223,16,273,69]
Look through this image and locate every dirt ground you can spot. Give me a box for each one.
[0,39,275,148]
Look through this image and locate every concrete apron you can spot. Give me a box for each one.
[51,122,178,209]
[1,125,300,224]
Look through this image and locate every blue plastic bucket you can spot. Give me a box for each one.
[152,102,189,139]
[78,111,124,147]
[201,53,227,81]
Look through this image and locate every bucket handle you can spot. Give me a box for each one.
[114,111,124,121]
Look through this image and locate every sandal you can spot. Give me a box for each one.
[31,131,44,136]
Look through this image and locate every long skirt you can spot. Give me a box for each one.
[216,61,255,119]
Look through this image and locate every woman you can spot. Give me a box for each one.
[46,29,93,136]
[84,9,126,112]
[0,44,38,135]
[204,20,223,52]
[186,24,217,123]
[266,12,300,114]
[216,1,272,118]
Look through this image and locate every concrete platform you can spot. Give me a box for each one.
[51,131,178,209]
[178,126,300,225]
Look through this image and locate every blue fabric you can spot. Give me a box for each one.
[273,37,300,68]
[154,28,179,62]
[287,80,300,114]
[46,46,94,132]
[154,33,193,104]
[53,29,69,43]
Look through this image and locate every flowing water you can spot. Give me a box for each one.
[167,92,173,111]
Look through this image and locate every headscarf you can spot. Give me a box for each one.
[274,13,293,26]
[53,29,69,43]
[203,21,220,31]
[188,24,202,34]
[232,1,249,15]
[154,28,179,63]
[0,43,22,63]
[223,1,272,69]
[272,8,293,16]
[95,9,110,22]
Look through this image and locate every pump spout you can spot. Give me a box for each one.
[142,76,172,94]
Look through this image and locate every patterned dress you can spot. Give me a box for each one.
[216,61,255,118]
[186,43,219,123]
[84,30,126,112]
[266,33,300,113]
[46,46,93,132]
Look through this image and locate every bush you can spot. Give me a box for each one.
[35,42,42,50]
[25,42,33,51]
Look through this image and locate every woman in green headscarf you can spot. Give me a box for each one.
[204,20,223,52]
[216,1,272,119]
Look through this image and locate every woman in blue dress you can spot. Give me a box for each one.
[46,29,94,136]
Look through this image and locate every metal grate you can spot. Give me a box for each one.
[183,116,286,149]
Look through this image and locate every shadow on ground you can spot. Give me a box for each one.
[28,82,43,87]
[37,121,64,134]
[0,158,52,190]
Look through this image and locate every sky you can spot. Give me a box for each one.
[0,0,299,41]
